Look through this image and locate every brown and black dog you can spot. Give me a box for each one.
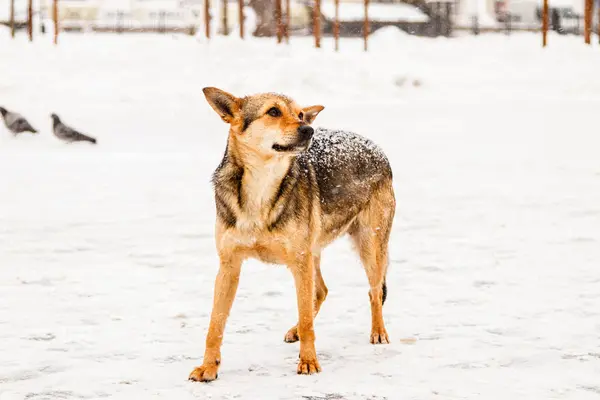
[189,87,396,382]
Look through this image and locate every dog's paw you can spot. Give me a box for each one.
[284,326,299,343]
[297,357,321,375]
[370,328,390,344]
[188,364,219,382]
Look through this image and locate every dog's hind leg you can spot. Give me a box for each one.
[285,254,328,343]
[349,181,395,344]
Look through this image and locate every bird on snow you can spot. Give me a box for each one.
[51,114,97,144]
[0,107,38,135]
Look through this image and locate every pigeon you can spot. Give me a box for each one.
[0,107,38,135]
[51,114,97,144]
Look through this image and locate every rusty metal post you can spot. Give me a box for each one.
[314,0,321,48]
[238,0,244,38]
[334,0,339,51]
[222,0,229,35]
[10,0,15,38]
[584,0,593,44]
[542,0,548,47]
[205,0,211,38]
[364,0,369,51]
[53,0,59,45]
[27,0,33,41]
[285,0,290,43]
[276,0,283,43]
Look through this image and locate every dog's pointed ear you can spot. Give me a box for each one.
[203,87,240,123]
[302,105,324,124]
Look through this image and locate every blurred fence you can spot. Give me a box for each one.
[2,0,599,48]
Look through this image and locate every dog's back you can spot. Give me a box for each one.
[299,128,394,242]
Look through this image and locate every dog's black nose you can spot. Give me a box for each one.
[298,125,314,142]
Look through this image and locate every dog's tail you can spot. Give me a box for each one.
[382,279,387,306]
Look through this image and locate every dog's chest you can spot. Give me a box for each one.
[215,158,302,264]
[223,168,296,263]
[241,169,279,219]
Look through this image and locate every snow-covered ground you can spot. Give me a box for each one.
[1,28,600,400]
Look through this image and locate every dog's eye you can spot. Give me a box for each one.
[267,107,282,117]
[298,112,304,120]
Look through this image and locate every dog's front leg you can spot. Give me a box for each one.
[291,255,321,374]
[189,254,242,382]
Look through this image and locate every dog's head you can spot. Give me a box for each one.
[203,87,324,158]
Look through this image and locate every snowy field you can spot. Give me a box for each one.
[1,28,600,399]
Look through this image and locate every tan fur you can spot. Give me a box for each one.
[189,88,394,382]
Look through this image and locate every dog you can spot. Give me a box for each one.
[189,87,396,382]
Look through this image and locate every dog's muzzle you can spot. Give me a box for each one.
[272,126,314,153]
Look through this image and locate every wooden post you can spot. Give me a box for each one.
[39,3,45,34]
[117,10,124,33]
[584,0,593,44]
[53,0,59,45]
[238,0,244,38]
[471,15,479,35]
[205,0,211,38]
[222,0,229,35]
[542,0,548,47]
[159,10,166,33]
[445,2,452,36]
[276,0,283,43]
[364,0,369,51]
[27,0,33,41]
[285,0,290,43]
[334,0,339,51]
[10,0,15,38]
[314,0,321,48]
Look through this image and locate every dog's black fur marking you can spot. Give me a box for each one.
[269,162,298,213]
[234,168,244,209]
[212,146,243,228]
[268,162,304,232]
[215,192,237,228]
[382,280,387,306]
[242,116,253,132]
[268,194,297,231]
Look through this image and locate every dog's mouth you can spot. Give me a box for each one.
[272,139,312,153]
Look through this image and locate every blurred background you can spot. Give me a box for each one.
[1,0,599,39]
